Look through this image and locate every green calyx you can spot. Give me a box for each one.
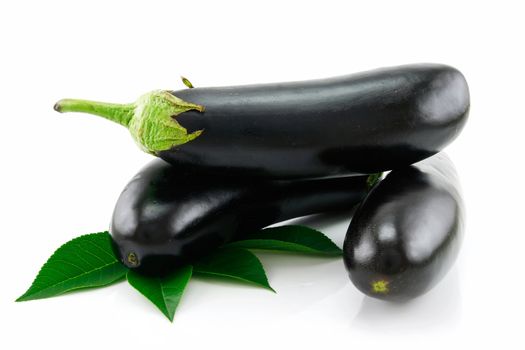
[54,90,205,154]
[366,172,383,191]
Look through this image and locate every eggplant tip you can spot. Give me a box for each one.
[53,101,62,112]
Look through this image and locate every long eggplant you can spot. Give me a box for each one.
[110,159,373,269]
[55,63,469,178]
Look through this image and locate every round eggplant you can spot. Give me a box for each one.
[343,153,464,301]
[110,159,373,269]
[55,63,469,178]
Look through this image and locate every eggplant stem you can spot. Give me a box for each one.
[366,172,383,191]
[54,90,205,154]
[181,76,194,88]
[54,99,135,127]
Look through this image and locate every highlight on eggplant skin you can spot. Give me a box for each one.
[163,63,470,178]
[343,153,464,301]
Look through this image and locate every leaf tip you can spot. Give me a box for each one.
[15,291,32,302]
[164,309,176,323]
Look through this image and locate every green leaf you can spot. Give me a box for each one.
[127,265,192,322]
[224,225,342,256]
[193,247,274,292]
[17,232,128,302]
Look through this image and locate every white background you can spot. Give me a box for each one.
[1,0,524,348]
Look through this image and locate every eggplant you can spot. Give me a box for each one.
[110,159,373,269]
[343,154,464,301]
[55,63,469,178]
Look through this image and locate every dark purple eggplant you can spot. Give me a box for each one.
[55,64,469,178]
[110,159,374,269]
[343,154,464,301]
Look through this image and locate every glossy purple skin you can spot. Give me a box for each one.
[110,159,370,269]
[160,64,469,178]
[343,154,464,301]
